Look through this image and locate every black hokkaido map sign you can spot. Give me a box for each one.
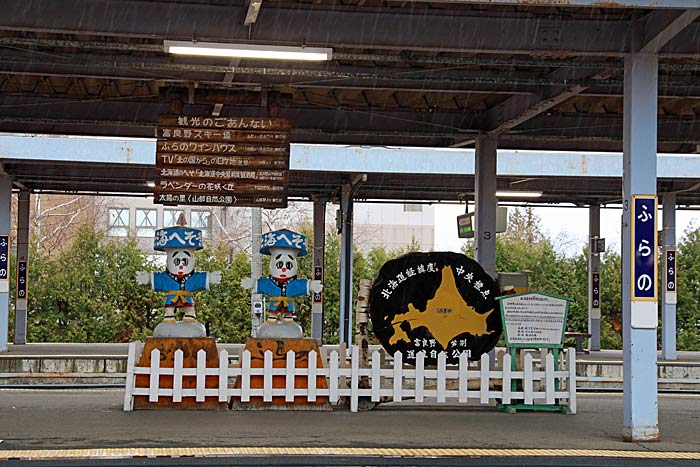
[368,252,502,365]
[155,116,290,208]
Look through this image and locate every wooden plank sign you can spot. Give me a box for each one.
[155,116,290,208]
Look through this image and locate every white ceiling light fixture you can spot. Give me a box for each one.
[164,40,333,61]
[496,190,543,198]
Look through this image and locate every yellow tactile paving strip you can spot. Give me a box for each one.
[1,447,700,460]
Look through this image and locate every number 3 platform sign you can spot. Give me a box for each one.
[631,195,658,328]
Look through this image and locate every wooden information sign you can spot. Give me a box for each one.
[155,116,291,208]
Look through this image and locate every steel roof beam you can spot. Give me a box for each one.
[636,9,700,54]
[482,67,622,136]
[2,1,699,58]
[399,0,700,8]
[2,98,699,146]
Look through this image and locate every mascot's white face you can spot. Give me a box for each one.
[166,248,195,278]
[268,247,298,282]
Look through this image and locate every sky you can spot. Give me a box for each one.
[433,204,700,256]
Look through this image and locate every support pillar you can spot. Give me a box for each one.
[621,53,659,442]
[589,204,601,351]
[475,136,497,278]
[250,207,264,337]
[311,197,326,343]
[661,193,676,361]
[339,184,354,345]
[0,175,11,352]
[14,189,29,344]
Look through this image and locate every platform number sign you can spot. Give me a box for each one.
[591,271,601,310]
[631,195,657,301]
[0,235,8,293]
[16,260,27,301]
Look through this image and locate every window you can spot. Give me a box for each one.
[403,203,423,213]
[108,208,129,236]
[164,209,185,228]
[136,209,157,237]
[191,210,210,238]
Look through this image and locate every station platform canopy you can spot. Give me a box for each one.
[3,134,700,206]
[0,0,698,154]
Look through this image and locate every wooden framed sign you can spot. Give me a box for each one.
[155,116,290,208]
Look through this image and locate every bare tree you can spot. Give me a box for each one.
[31,194,101,255]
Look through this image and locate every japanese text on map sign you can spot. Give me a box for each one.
[379,262,491,301]
[155,116,290,208]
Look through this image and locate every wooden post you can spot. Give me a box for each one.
[355,279,372,368]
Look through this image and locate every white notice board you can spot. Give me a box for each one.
[498,293,571,348]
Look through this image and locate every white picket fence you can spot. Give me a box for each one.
[123,342,576,413]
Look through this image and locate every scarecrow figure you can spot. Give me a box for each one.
[241,229,322,323]
[136,224,221,324]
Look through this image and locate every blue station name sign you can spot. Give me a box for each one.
[631,195,657,302]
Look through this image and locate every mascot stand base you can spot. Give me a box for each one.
[134,337,227,410]
[231,338,331,411]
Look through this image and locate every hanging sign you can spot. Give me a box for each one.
[0,235,9,293]
[155,116,291,208]
[456,213,474,239]
[498,293,571,348]
[631,195,658,328]
[16,260,27,304]
[665,248,677,305]
[368,252,501,365]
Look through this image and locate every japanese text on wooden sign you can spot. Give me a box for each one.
[0,235,9,293]
[631,195,657,301]
[16,260,27,301]
[155,116,291,209]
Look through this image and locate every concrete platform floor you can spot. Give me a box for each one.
[0,391,699,459]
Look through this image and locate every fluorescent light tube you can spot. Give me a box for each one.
[496,191,543,198]
[164,41,332,61]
